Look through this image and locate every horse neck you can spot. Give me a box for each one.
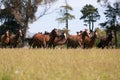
[49,32,57,41]
[88,35,96,48]
[82,31,89,39]
[5,33,9,37]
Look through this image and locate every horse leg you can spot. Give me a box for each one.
[110,41,113,49]
[83,43,86,49]
[78,41,82,48]
[1,43,4,48]
[66,40,70,49]
[13,42,17,48]
[102,44,105,49]
[111,42,114,49]
[33,44,36,48]
[43,41,46,48]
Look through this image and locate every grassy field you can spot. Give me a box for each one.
[0,48,120,80]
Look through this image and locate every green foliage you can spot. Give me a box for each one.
[95,28,106,37]
[0,72,11,80]
[2,74,11,80]
[56,3,75,29]
[0,21,21,36]
[80,4,99,20]
[56,13,75,23]
[100,2,120,31]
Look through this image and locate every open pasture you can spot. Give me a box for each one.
[0,48,120,80]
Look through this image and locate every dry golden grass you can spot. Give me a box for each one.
[0,48,120,80]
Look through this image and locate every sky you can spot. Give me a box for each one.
[29,0,105,35]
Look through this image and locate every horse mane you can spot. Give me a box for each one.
[82,30,89,39]
[44,31,50,35]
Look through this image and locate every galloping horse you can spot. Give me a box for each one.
[30,28,59,48]
[9,29,23,48]
[31,32,47,48]
[67,32,82,48]
[82,30,98,48]
[1,30,10,48]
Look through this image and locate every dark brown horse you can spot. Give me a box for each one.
[30,28,59,48]
[82,30,98,48]
[97,31,114,49]
[9,29,23,48]
[67,33,82,48]
[1,30,10,48]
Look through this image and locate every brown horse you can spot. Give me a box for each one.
[67,33,82,48]
[97,31,114,49]
[30,28,59,48]
[9,29,23,48]
[82,30,98,48]
[1,30,10,48]
[53,32,67,48]
[31,32,47,48]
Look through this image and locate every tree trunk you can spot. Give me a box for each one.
[22,23,29,47]
[65,1,68,33]
[92,21,94,31]
[114,30,118,48]
[88,20,91,32]
[66,18,68,29]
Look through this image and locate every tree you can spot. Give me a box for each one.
[56,0,75,31]
[0,21,21,34]
[80,4,100,32]
[0,0,57,46]
[99,2,120,48]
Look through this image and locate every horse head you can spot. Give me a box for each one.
[93,31,98,39]
[5,30,9,37]
[63,32,67,39]
[50,28,60,40]
[16,29,23,37]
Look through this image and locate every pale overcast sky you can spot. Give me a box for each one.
[29,0,105,34]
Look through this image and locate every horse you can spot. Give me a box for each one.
[53,32,67,48]
[97,31,114,49]
[30,32,47,48]
[1,30,10,48]
[9,29,23,48]
[81,29,90,48]
[82,30,98,48]
[67,32,82,48]
[30,28,59,48]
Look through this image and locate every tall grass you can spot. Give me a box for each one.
[0,48,120,80]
